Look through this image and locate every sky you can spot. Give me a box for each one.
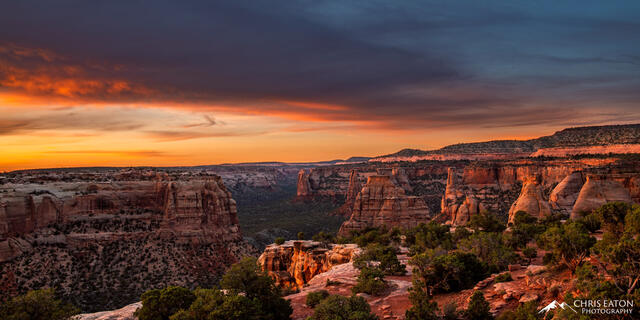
[1,1,640,171]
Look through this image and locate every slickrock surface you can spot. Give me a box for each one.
[285,251,413,320]
[77,302,141,320]
[258,240,359,289]
[0,169,254,311]
[508,176,552,223]
[549,171,586,214]
[338,175,430,236]
[571,174,633,218]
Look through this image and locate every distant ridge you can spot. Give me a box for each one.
[376,123,640,159]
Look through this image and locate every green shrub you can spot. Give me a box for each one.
[410,250,487,294]
[275,237,285,245]
[522,246,537,264]
[537,221,596,273]
[354,244,406,275]
[169,289,259,320]
[312,231,336,244]
[505,211,544,249]
[305,290,330,307]
[138,257,292,320]
[468,211,506,233]
[442,302,459,320]
[351,266,387,296]
[0,288,79,320]
[325,279,341,286]
[220,257,292,320]
[494,272,512,283]
[464,291,493,320]
[458,232,518,272]
[135,286,196,320]
[309,295,377,320]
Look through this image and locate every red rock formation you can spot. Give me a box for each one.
[571,174,633,218]
[0,170,252,311]
[508,176,552,223]
[296,169,312,198]
[338,175,430,236]
[441,168,487,226]
[346,170,362,204]
[549,171,585,215]
[258,240,359,289]
[334,170,362,216]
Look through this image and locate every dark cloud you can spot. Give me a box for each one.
[1,0,639,129]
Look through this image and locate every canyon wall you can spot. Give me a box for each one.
[438,159,640,225]
[338,175,431,236]
[0,169,252,311]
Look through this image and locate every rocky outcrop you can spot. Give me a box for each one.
[571,174,633,218]
[77,302,141,320]
[508,176,552,223]
[441,167,501,226]
[549,171,585,215]
[258,240,359,289]
[338,175,430,236]
[296,169,312,198]
[334,170,362,216]
[345,170,362,205]
[0,170,252,312]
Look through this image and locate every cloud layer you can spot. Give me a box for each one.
[1,0,639,131]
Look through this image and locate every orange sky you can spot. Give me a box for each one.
[0,89,560,172]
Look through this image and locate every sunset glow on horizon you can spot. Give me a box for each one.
[2,1,640,171]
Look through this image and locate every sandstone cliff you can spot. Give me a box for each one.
[508,176,552,224]
[338,175,430,236]
[571,174,633,218]
[0,170,252,311]
[334,169,363,216]
[548,171,585,214]
[258,240,359,289]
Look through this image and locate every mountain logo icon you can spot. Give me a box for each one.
[538,300,577,314]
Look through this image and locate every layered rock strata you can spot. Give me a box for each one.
[571,174,633,218]
[338,175,430,236]
[548,171,586,215]
[258,240,359,289]
[0,170,251,311]
[508,176,552,224]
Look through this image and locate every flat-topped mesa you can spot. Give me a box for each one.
[156,177,241,242]
[258,240,359,289]
[508,176,552,224]
[338,175,430,236]
[0,171,251,311]
[571,174,633,219]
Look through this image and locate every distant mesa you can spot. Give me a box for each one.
[374,123,640,162]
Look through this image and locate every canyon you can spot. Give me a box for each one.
[4,123,640,317]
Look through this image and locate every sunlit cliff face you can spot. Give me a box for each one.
[1,1,640,170]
